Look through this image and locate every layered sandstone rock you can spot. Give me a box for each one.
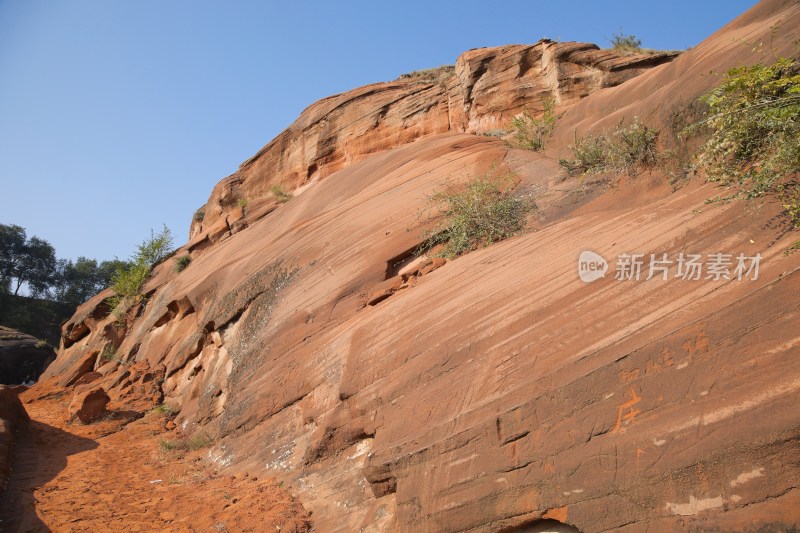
[190,40,677,241]
[0,326,55,385]
[447,40,679,133]
[40,1,800,531]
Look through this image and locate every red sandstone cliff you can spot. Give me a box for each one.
[28,1,800,531]
[188,40,677,244]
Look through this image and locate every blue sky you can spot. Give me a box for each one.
[0,0,756,262]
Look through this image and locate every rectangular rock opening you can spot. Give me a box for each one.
[384,245,422,280]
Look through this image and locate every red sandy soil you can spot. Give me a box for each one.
[0,383,312,532]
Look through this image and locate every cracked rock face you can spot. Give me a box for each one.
[41,0,800,531]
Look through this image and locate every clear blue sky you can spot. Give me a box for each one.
[0,0,756,262]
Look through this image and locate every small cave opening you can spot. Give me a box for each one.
[306,162,319,182]
[384,245,423,280]
[501,519,583,533]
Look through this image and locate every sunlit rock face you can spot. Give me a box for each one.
[190,40,677,239]
[43,0,800,530]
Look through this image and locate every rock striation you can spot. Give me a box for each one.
[38,1,800,531]
[190,40,677,241]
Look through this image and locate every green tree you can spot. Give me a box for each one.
[0,224,27,292]
[0,225,57,296]
[0,223,129,341]
[133,225,174,267]
[18,236,57,296]
[2,223,126,307]
[97,259,129,287]
[52,257,103,307]
[108,225,174,313]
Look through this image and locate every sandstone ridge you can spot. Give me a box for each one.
[31,1,800,531]
[190,39,677,242]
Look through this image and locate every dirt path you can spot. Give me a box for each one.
[0,386,311,532]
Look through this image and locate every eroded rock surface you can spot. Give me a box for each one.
[0,326,55,385]
[191,40,677,239]
[67,386,110,424]
[37,1,800,531]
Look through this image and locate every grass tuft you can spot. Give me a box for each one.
[397,65,455,86]
[175,255,191,273]
[559,117,659,177]
[510,98,557,151]
[270,184,292,204]
[159,431,212,452]
[417,167,534,259]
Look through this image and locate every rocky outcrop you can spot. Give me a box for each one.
[0,326,55,385]
[67,387,110,424]
[447,40,678,133]
[190,40,677,240]
[39,1,800,531]
[0,385,29,491]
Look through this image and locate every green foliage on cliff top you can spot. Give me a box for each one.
[691,56,800,226]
